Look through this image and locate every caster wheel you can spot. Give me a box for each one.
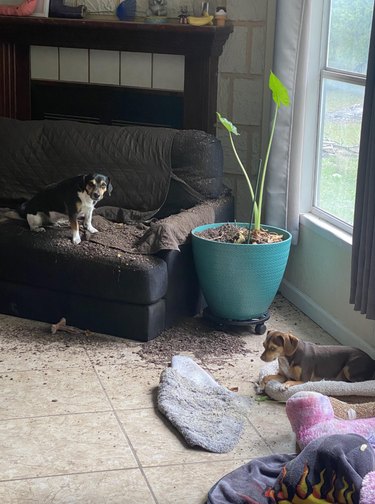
[255,323,266,335]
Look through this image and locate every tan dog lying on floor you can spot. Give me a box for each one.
[260,330,375,388]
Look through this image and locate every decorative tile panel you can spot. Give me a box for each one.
[30,46,59,80]
[60,48,89,83]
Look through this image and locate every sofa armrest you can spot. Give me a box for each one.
[137,195,234,254]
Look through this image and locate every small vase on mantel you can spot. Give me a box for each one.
[116,0,136,20]
[192,0,219,16]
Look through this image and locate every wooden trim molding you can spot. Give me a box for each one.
[0,16,233,132]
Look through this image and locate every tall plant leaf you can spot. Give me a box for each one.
[269,71,290,108]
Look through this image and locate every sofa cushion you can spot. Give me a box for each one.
[0,118,226,218]
[0,219,168,305]
[0,118,175,218]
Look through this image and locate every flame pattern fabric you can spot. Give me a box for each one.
[207,434,375,504]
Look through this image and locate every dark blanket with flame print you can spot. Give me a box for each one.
[207,434,375,504]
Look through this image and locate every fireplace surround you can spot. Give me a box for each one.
[0,15,232,132]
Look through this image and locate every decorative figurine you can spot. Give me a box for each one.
[146,0,167,17]
[178,5,188,24]
[215,6,227,26]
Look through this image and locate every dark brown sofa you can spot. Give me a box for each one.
[0,117,233,341]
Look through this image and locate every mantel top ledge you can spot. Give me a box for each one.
[0,15,233,56]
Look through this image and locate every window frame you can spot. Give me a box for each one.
[305,0,369,235]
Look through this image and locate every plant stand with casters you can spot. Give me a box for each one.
[203,308,270,335]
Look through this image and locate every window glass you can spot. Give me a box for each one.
[327,0,373,74]
[316,79,365,225]
[313,0,373,229]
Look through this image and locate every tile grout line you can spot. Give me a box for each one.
[0,409,115,422]
[0,466,140,485]
[246,416,278,454]
[86,348,160,504]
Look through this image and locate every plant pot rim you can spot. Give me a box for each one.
[192,222,292,245]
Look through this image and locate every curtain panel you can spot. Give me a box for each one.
[264,0,311,243]
[350,6,375,319]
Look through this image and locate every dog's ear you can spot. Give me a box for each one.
[81,174,93,190]
[79,175,88,191]
[283,333,299,356]
[106,177,113,196]
[263,330,274,345]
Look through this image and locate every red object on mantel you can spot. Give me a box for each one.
[0,0,37,16]
[0,16,232,133]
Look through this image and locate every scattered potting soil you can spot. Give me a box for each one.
[136,316,252,366]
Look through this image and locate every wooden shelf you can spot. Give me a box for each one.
[0,15,233,132]
[0,15,232,55]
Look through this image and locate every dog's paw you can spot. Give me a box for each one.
[72,235,81,245]
[53,218,69,227]
[86,226,98,234]
[256,383,265,394]
[282,380,302,389]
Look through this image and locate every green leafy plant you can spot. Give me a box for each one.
[217,71,290,240]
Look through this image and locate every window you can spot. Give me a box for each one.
[312,0,373,231]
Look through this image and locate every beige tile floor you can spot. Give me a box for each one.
[0,295,337,504]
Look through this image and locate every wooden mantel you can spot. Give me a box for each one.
[0,15,233,132]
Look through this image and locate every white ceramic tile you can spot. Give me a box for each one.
[0,412,137,479]
[30,46,59,80]
[96,363,163,410]
[0,469,156,503]
[120,52,152,88]
[82,332,143,367]
[0,316,91,372]
[152,54,185,91]
[145,460,250,504]
[89,50,120,85]
[0,297,337,502]
[0,367,111,419]
[59,48,89,83]
[249,401,296,454]
[117,408,271,466]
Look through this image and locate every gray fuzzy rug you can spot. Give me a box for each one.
[157,356,251,453]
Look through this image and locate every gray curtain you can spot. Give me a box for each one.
[265,0,311,243]
[350,7,375,319]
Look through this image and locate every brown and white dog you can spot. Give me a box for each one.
[19,174,112,244]
[260,330,375,388]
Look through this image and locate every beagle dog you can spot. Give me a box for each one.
[19,174,112,244]
[260,330,375,388]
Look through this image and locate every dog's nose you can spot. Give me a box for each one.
[93,192,100,200]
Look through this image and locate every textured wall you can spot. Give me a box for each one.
[216,0,276,220]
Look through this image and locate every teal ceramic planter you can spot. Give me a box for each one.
[192,223,292,321]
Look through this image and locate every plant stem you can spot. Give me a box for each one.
[255,104,279,230]
[248,158,262,243]
[229,131,259,224]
